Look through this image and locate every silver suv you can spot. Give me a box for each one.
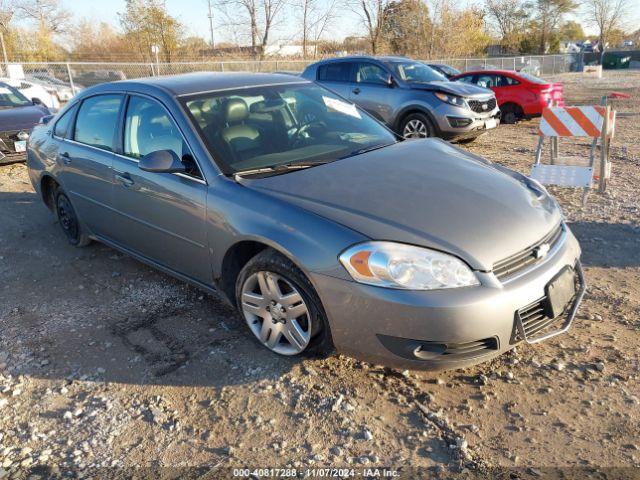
[302,56,501,142]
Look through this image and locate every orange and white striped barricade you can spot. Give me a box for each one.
[531,105,616,197]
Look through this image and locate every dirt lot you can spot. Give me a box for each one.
[0,71,639,479]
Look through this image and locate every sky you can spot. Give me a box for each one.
[53,0,640,46]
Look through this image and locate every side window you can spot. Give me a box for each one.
[124,96,202,179]
[74,95,123,151]
[500,75,520,86]
[53,104,78,138]
[476,75,497,88]
[457,75,475,84]
[355,63,389,85]
[317,63,352,82]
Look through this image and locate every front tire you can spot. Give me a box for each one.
[235,249,333,357]
[400,113,435,139]
[55,188,91,247]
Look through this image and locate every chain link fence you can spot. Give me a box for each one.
[3,54,579,97]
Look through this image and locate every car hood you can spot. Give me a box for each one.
[242,139,561,271]
[0,105,48,131]
[408,80,493,98]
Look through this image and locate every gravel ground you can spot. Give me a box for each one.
[0,70,639,479]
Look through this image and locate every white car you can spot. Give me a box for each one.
[0,78,60,111]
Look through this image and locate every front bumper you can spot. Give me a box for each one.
[435,106,501,141]
[311,227,583,370]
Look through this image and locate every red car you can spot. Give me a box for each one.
[451,70,564,124]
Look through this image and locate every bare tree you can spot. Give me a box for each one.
[296,0,338,57]
[347,0,392,54]
[529,0,576,53]
[583,0,631,49]
[485,0,529,47]
[15,0,70,33]
[216,0,286,58]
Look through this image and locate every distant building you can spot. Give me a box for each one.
[264,44,318,57]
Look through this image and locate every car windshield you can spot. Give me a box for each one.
[0,83,31,108]
[182,82,397,174]
[387,61,447,83]
[519,72,547,84]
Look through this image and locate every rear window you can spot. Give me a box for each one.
[519,72,547,84]
[74,95,123,151]
[317,63,352,82]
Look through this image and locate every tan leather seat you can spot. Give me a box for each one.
[221,98,261,159]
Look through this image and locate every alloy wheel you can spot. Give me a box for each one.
[403,119,428,139]
[240,271,311,355]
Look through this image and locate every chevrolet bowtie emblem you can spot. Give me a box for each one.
[534,243,550,259]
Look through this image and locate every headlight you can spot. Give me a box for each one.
[339,241,480,290]
[434,92,467,108]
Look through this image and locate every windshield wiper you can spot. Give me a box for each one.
[340,142,395,159]
[234,161,330,178]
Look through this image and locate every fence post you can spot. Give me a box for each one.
[66,62,76,95]
[465,58,468,71]
[220,62,224,72]
[150,63,155,76]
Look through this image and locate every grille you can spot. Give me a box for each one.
[512,298,558,342]
[468,97,497,114]
[424,337,499,360]
[0,130,19,153]
[0,131,26,163]
[493,224,564,280]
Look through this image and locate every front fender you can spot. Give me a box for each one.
[206,176,369,283]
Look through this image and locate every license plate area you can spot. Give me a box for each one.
[545,266,576,318]
[485,118,497,129]
[15,140,26,152]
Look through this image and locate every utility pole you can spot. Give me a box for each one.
[207,0,215,49]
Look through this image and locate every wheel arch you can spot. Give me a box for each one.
[218,237,322,308]
[394,106,439,135]
[40,174,60,211]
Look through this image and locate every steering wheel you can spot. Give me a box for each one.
[291,121,326,148]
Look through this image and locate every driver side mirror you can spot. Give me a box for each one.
[139,150,186,174]
[32,97,43,105]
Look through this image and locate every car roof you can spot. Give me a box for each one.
[313,55,411,64]
[89,72,310,97]
[455,69,519,76]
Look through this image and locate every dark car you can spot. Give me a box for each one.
[302,56,500,142]
[26,72,584,370]
[0,81,50,164]
[426,63,461,79]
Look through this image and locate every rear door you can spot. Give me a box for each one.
[349,62,395,125]
[109,94,211,284]
[316,62,354,99]
[57,94,124,236]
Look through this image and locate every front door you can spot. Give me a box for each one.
[109,94,211,284]
[349,62,395,125]
[57,94,124,236]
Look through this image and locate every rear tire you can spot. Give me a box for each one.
[400,112,435,139]
[501,103,523,124]
[54,187,91,247]
[235,249,333,357]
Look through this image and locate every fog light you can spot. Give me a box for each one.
[447,116,473,128]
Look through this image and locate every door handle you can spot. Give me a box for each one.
[59,152,71,164]
[352,87,361,94]
[115,172,134,187]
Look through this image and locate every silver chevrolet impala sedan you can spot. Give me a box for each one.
[26,72,585,370]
